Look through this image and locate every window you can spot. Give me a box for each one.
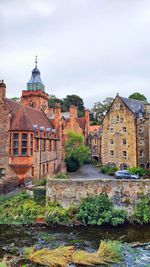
[22,133,27,156]
[13,133,19,156]
[115,104,120,110]
[110,150,114,156]
[123,151,127,158]
[120,118,124,123]
[32,167,34,177]
[35,139,39,151]
[30,134,33,155]
[46,163,49,173]
[140,150,144,158]
[123,139,126,145]
[54,140,57,150]
[110,128,113,133]
[139,126,144,133]
[139,139,144,145]
[122,127,126,133]
[110,139,114,144]
[49,140,52,151]
[0,168,5,179]
[43,164,45,175]
[116,115,119,122]
[42,139,46,151]
[111,117,114,124]
[95,139,97,145]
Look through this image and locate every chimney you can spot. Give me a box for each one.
[69,105,77,120]
[85,108,90,136]
[0,80,6,99]
[54,103,61,129]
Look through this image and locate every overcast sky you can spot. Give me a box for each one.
[1,0,150,108]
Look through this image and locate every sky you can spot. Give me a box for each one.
[1,0,150,108]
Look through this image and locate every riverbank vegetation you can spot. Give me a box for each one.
[0,191,150,226]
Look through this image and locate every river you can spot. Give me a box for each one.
[0,224,150,266]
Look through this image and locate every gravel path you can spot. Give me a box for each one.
[68,164,112,179]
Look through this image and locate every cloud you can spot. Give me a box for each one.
[0,0,150,107]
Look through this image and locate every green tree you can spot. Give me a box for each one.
[48,95,64,109]
[128,92,147,101]
[11,97,20,102]
[91,97,113,124]
[63,95,84,116]
[65,132,89,172]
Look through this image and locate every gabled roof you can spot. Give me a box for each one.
[5,98,53,131]
[77,117,86,131]
[120,97,146,117]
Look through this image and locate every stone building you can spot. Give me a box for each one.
[88,125,101,162]
[0,62,90,181]
[101,94,150,169]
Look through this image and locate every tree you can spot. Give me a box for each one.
[48,95,64,109]
[128,92,147,101]
[65,132,89,172]
[11,97,20,102]
[91,97,114,124]
[63,95,84,116]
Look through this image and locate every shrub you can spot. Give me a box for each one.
[100,165,110,174]
[45,204,69,224]
[77,193,127,226]
[100,166,118,175]
[33,187,46,205]
[132,195,150,224]
[55,173,69,179]
[65,156,81,172]
[33,178,47,186]
[128,167,145,177]
[0,192,45,224]
[107,167,118,176]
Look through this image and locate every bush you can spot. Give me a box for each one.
[33,178,47,186]
[100,165,118,175]
[0,192,45,224]
[100,165,110,174]
[33,187,46,205]
[54,173,69,179]
[132,195,150,224]
[77,193,127,226]
[65,156,81,172]
[45,202,69,224]
[128,167,146,177]
[107,167,118,176]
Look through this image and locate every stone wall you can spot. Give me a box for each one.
[47,178,150,208]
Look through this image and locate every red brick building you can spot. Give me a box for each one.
[0,62,90,181]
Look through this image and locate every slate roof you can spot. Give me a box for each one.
[120,97,146,117]
[5,98,53,131]
[27,67,44,85]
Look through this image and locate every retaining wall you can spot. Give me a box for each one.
[46,178,150,208]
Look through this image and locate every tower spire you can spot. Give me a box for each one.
[35,55,38,68]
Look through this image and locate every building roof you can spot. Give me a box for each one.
[5,98,53,131]
[77,117,86,131]
[89,125,101,132]
[27,64,45,92]
[120,97,146,117]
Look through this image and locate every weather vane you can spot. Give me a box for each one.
[35,55,38,67]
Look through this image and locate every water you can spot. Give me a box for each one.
[0,223,150,266]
